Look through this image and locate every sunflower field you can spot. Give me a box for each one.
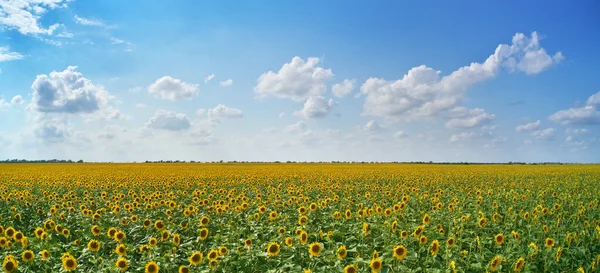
[0,163,599,273]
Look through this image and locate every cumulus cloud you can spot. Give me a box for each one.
[515,120,541,132]
[449,132,477,142]
[0,98,9,109]
[393,130,407,138]
[196,108,206,116]
[147,110,191,131]
[284,121,306,133]
[219,79,233,87]
[74,15,105,27]
[363,120,384,133]
[293,96,334,119]
[531,127,556,140]
[0,46,24,62]
[30,66,113,114]
[254,56,333,101]
[0,0,66,35]
[10,95,23,104]
[34,117,71,143]
[359,32,561,122]
[204,74,215,83]
[148,76,199,101]
[445,107,495,129]
[332,79,355,98]
[207,104,243,119]
[549,91,600,125]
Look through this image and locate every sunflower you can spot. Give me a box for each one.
[429,240,440,256]
[309,203,317,211]
[370,257,383,273]
[179,265,190,273]
[423,213,431,225]
[345,209,352,219]
[420,235,428,245]
[298,206,307,214]
[344,265,357,273]
[143,219,152,228]
[298,215,308,226]
[115,231,126,242]
[115,257,128,271]
[161,230,170,241]
[393,245,407,260]
[489,255,502,271]
[91,225,101,236]
[269,211,278,220]
[189,251,203,266]
[494,233,504,245]
[447,237,455,247]
[512,230,520,240]
[299,231,308,245]
[34,227,45,238]
[0,237,7,247]
[62,255,77,271]
[115,244,127,256]
[337,245,347,259]
[363,222,370,236]
[22,250,34,262]
[173,234,181,246]
[309,242,322,257]
[207,249,219,260]
[14,231,24,242]
[5,227,15,238]
[400,230,408,238]
[278,227,286,234]
[219,246,228,255]
[199,228,209,240]
[88,240,101,252]
[245,238,252,247]
[372,250,379,259]
[41,250,50,261]
[545,238,555,248]
[209,259,218,269]
[149,237,158,247]
[145,261,159,273]
[107,227,117,238]
[2,255,18,273]
[413,225,424,237]
[154,220,165,230]
[285,237,293,247]
[200,216,210,226]
[266,242,281,257]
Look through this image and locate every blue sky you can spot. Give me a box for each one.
[1,0,599,162]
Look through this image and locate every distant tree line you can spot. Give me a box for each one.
[2,159,84,163]
[141,160,571,165]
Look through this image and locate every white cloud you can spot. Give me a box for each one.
[0,0,66,35]
[279,112,285,119]
[74,15,105,27]
[0,46,24,62]
[147,110,191,131]
[549,91,600,125]
[393,130,407,138]
[359,32,561,122]
[0,98,9,109]
[445,108,495,129]
[34,116,71,143]
[207,104,243,119]
[111,38,124,45]
[10,95,23,104]
[293,96,334,119]
[196,108,206,116]
[515,120,541,132]
[449,132,477,142]
[363,120,384,133]
[254,56,333,101]
[219,79,233,87]
[509,32,564,75]
[134,103,146,108]
[491,136,507,144]
[531,128,556,140]
[204,74,215,83]
[30,66,113,114]
[284,121,306,133]
[148,76,199,101]
[332,79,355,98]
